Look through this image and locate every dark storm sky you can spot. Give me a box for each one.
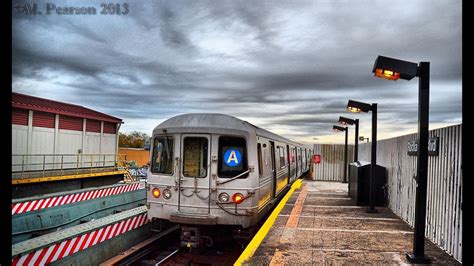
[12,0,462,144]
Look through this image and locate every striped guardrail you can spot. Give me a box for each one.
[12,206,148,266]
[12,182,143,215]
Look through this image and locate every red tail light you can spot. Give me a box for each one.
[232,193,245,204]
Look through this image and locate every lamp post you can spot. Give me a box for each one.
[372,55,430,263]
[339,116,359,162]
[359,136,369,143]
[332,125,348,183]
[347,100,377,213]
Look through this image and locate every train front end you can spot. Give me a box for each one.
[146,114,259,247]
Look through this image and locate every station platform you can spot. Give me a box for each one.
[240,180,459,265]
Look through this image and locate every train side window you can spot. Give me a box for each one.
[303,149,307,166]
[151,136,174,174]
[257,143,263,177]
[182,137,208,178]
[279,147,286,168]
[218,136,248,178]
[289,148,294,164]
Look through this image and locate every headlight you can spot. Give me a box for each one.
[218,192,230,203]
[163,189,172,199]
[152,188,161,198]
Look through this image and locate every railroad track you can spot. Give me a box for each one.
[101,225,181,266]
[102,224,243,266]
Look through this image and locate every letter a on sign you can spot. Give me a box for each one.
[224,148,242,167]
[227,151,238,164]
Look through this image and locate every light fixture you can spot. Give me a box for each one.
[162,189,172,199]
[332,125,348,183]
[373,55,418,81]
[232,193,245,204]
[347,100,372,113]
[347,99,377,214]
[339,116,360,162]
[218,192,230,203]
[373,55,430,263]
[152,188,161,198]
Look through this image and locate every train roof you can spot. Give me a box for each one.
[153,113,311,148]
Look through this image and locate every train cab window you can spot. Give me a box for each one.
[151,137,174,174]
[257,143,263,177]
[183,137,208,178]
[218,136,248,178]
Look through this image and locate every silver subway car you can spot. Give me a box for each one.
[146,113,312,246]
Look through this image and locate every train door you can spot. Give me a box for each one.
[298,148,302,176]
[295,148,298,178]
[289,146,296,182]
[303,149,307,172]
[269,141,277,198]
[286,145,291,184]
[178,134,211,214]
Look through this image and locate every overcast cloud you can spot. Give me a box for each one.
[12,0,462,144]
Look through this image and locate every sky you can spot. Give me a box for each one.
[12,0,462,145]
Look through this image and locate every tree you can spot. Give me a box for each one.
[119,131,150,148]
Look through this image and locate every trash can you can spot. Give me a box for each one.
[348,161,387,206]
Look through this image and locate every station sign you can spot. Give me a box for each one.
[407,137,439,156]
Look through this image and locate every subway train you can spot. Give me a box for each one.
[146,113,312,247]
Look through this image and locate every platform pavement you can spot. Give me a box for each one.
[243,180,460,265]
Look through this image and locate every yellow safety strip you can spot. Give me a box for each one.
[12,170,127,185]
[233,179,303,266]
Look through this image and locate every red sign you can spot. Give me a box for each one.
[312,154,321,164]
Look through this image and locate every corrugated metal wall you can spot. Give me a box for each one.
[101,134,117,167]
[12,111,119,172]
[312,144,354,181]
[32,111,55,128]
[358,124,462,262]
[103,122,117,134]
[86,119,101,133]
[31,127,55,171]
[59,115,83,131]
[12,125,28,171]
[12,108,28,125]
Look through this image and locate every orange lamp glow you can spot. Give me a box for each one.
[347,106,361,113]
[232,193,245,204]
[152,188,161,198]
[374,68,400,80]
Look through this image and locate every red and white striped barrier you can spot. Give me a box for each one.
[12,213,148,266]
[12,183,142,215]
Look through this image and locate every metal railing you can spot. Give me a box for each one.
[12,153,128,179]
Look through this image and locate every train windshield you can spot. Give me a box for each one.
[218,136,248,178]
[182,137,208,178]
[151,136,174,174]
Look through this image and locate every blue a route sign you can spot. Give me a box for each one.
[224,148,242,167]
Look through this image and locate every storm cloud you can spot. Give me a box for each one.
[12,0,461,144]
